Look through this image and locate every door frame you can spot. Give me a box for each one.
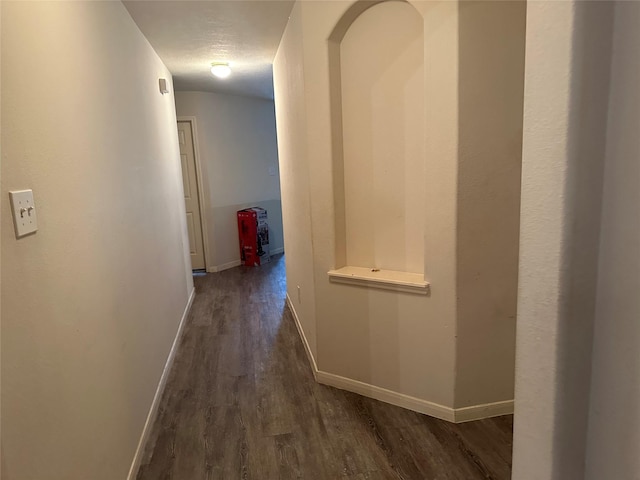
[178,116,211,272]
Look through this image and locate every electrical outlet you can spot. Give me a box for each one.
[9,189,38,238]
[297,285,301,303]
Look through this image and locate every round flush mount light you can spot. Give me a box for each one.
[211,63,231,78]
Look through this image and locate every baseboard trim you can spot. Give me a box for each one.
[316,371,456,422]
[127,287,196,480]
[284,294,513,424]
[315,371,514,423]
[285,293,318,380]
[454,399,515,423]
[208,251,284,273]
[207,260,241,273]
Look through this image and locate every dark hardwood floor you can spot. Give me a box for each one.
[137,255,513,479]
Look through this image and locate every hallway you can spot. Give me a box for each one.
[136,256,513,479]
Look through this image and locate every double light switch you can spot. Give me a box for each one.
[9,189,38,238]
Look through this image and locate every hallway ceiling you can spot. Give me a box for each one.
[123,0,295,100]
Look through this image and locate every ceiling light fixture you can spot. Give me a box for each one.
[211,63,231,79]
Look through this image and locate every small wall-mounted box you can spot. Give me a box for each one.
[159,78,169,94]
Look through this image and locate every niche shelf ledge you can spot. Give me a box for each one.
[328,266,430,295]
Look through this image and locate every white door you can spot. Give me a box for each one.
[177,121,206,270]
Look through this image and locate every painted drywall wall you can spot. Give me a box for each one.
[585,3,640,479]
[340,1,425,274]
[302,0,459,407]
[513,1,615,478]
[272,1,318,360]
[275,0,523,416]
[174,91,284,272]
[1,2,193,479]
[275,0,524,417]
[454,1,525,408]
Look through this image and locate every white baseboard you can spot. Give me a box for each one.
[315,371,514,423]
[454,399,515,423]
[285,293,318,380]
[284,293,513,423]
[207,259,241,273]
[127,287,196,480]
[207,250,283,273]
[315,371,456,422]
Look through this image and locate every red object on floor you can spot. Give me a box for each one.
[237,207,270,266]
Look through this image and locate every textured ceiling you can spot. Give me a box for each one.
[123,0,295,99]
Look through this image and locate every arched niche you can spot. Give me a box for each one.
[328,0,428,294]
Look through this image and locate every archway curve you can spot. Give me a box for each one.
[328,0,423,43]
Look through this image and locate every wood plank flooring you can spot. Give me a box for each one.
[136,255,513,479]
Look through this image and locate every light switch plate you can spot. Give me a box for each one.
[9,189,38,238]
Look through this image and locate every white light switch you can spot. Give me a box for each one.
[9,189,38,238]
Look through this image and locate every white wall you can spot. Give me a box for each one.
[274,0,459,411]
[513,1,631,478]
[272,1,318,359]
[174,91,284,271]
[513,4,581,474]
[455,0,525,409]
[1,2,193,479]
[585,3,640,479]
[274,0,524,418]
[313,0,459,410]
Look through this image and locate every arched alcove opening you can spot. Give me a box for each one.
[328,0,427,292]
